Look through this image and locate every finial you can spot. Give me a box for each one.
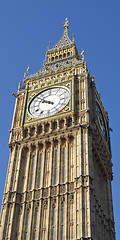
[24,73,26,79]
[48,41,51,50]
[91,76,95,82]
[72,34,75,43]
[18,81,21,91]
[64,18,70,29]
[45,41,51,62]
[26,65,30,75]
[81,49,84,61]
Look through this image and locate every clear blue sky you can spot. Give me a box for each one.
[0,1,120,239]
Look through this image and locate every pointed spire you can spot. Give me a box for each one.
[49,18,73,49]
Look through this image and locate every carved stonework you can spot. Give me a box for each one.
[19,205,23,214]
[27,192,32,201]
[11,193,15,202]
[43,199,48,209]
[69,182,74,192]
[69,221,74,226]
[34,201,39,209]
[26,203,31,211]
[21,193,24,202]
[35,190,40,199]
[43,188,48,197]
[51,187,57,196]
[60,185,65,193]
[69,194,74,204]
[61,196,65,204]
[52,198,56,206]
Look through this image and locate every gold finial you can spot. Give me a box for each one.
[48,41,51,50]
[64,18,70,29]
[81,49,84,61]
[18,80,21,91]
[72,34,75,43]
[24,73,26,79]
[45,41,51,62]
[26,65,30,75]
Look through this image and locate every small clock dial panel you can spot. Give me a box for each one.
[28,87,70,118]
[96,100,107,142]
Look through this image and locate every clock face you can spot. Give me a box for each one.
[96,100,107,142]
[28,86,70,118]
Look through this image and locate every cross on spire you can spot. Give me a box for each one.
[64,18,70,29]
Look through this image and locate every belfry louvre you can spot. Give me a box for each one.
[0,19,115,240]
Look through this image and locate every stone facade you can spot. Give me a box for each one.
[0,19,115,240]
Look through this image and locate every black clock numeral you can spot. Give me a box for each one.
[40,111,44,114]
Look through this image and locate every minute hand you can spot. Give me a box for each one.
[41,99,54,104]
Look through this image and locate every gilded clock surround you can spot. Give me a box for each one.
[0,18,115,240]
[24,79,74,125]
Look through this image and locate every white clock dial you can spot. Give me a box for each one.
[28,87,70,118]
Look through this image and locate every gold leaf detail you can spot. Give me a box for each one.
[27,115,34,122]
[64,105,69,111]
[29,93,36,100]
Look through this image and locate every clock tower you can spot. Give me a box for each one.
[0,19,115,240]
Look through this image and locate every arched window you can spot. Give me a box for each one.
[34,210,38,240]
[25,211,30,240]
[38,153,42,188]
[30,155,35,190]
[54,150,57,185]
[61,205,64,240]
[62,149,65,183]
[52,206,55,240]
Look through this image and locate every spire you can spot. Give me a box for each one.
[24,19,83,80]
[49,18,73,50]
[41,18,81,74]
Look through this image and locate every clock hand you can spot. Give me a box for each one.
[40,99,54,104]
[47,100,54,105]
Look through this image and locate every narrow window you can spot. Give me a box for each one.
[55,150,57,185]
[25,212,30,240]
[34,210,38,240]
[63,149,65,183]
[30,155,35,190]
[61,205,64,240]
[53,122,57,130]
[52,207,55,240]
[38,153,42,188]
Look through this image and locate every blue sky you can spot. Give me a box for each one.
[0,1,120,239]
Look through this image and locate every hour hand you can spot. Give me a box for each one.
[47,100,54,105]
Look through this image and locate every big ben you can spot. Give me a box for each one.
[0,18,115,240]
